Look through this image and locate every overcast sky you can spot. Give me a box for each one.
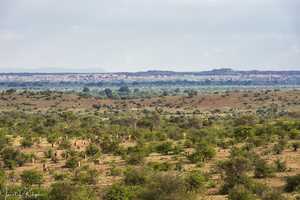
[0,0,299,72]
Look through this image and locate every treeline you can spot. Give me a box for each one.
[0,78,300,91]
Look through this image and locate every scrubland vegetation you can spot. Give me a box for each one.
[0,88,299,199]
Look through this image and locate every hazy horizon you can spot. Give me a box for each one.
[1,0,299,72]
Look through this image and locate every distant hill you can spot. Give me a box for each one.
[115,68,300,76]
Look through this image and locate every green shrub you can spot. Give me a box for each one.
[53,173,68,181]
[59,139,71,149]
[110,165,123,177]
[285,174,300,192]
[254,158,274,178]
[261,190,287,200]
[147,162,172,172]
[85,144,101,157]
[0,169,6,187]
[218,155,253,194]
[103,184,136,200]
[21,137,34,148]
[20,170,43,186]
[155,141,173,155]
[137,173,195,200]
[228,185,256,200]
[44,148,54,159]
[184,171,207,193]
[73,167,99,185]
[273,159,287,172]
[48,182,96,200]
[1,147,29,169]
[65,157,79,169]
[124,168,147,186]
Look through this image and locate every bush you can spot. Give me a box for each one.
[59,139,71,149]
[126,150,146,165]
[65,157,80,169]
[184,171,207,193]
[48,182,96,200]
[137,173,195,200]
[21,137,34,148]
[20,170,43,186]
[285,174,300,192]
[273,159,287,172]
[261,190,287,200]
[100,137,119,154]
[0,169,6,187]
[273,139,287,154]
[254,158,274,178]
[147,162,172,172]
[1,147,29,169]
[85,144,101,157]
[228,185,256,200]
[103,184,136,200]
[73,167,99,185]
[155,141,173,155]
[124,168,147,186]
[218,155,253,194]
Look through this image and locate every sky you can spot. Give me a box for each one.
[0,0,299,72]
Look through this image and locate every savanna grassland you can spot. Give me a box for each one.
[0,88,300,200]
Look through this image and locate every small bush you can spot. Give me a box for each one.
[21,137,34,148]
[285,174,300,192]
[65,157,80,169]
[85,144,101,157]
[228,185,256,200]
[73,167,99,185]
[184,171,207,193]
[124,168,147,186]
[48,182,96,200]
[103,184,136,200]
[254,159,274,178]
[155,141,173,155]
[20,170,43,186]
[273,159,287,172]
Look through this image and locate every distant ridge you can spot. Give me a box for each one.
[0,68,300,76]
[113,68,300,76]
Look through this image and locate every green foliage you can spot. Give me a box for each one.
[100,136,120,154]
[254,158,274,178]
[21,136,34,148]
[184,171,207,193]
[0,169,6,187]
[188,142,216,163]
[59,139,72,150]
[20,170,43,186]
[65,156,80,169]
[1,147,29,169]
[218,154,253,194]
[85,144,101,157]
[155,141,173,155]
[137,173,195,200]
[228,185,256,200]
[273,159,287,172]
[73,166,99,185]
[103,184,136,200]
[48,182,96,200]
[124,168,147,186]
[285,174,300,192]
